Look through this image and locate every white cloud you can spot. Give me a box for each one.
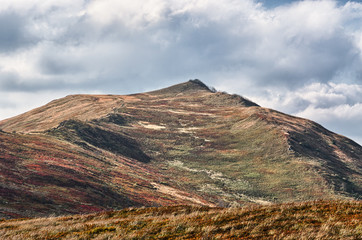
[0,0,362,144]
[1,0,361,88]
[299,103,362,122]
[86,0,168,28]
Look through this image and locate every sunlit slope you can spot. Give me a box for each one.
[0,94,125,133]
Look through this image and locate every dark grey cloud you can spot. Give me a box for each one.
[0,68,100,92]
[0,76,107,92]
[258,0,357,8]
[0,76,62,92]
[254,35,360,88]
[38,53,85,75]
[0,11,37,52]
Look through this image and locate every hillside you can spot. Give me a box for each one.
[0,80,361,219]
[1,201,361,239]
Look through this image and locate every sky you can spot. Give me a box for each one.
[0,0,362,145]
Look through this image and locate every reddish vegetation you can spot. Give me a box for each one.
[0,131,212,219]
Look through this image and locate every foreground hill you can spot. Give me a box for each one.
[0,80,361,218]
[1,201,361,239]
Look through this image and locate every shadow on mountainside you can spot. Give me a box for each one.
[48,119,151,163]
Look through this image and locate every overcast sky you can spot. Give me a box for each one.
[0,0,362,145]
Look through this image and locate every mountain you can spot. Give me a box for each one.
[0,80,361,219]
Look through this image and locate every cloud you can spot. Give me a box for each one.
[1,0,361,90]
[0,0,362,144]
[0,11,37,52]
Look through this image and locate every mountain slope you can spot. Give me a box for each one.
[0,129,212,219]
[0,80,361,218]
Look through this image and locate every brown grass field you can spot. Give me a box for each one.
[0,200,361,239]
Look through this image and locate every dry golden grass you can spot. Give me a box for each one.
[0,94,126,133]
[0,200,361,239]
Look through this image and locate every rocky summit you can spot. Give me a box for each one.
[0,80,361,219]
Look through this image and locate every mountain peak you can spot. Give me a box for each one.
[187,79,212,90]
[147,79,213,95]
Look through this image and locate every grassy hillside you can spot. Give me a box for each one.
[1,200,361,239]
[0,130,212,219]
